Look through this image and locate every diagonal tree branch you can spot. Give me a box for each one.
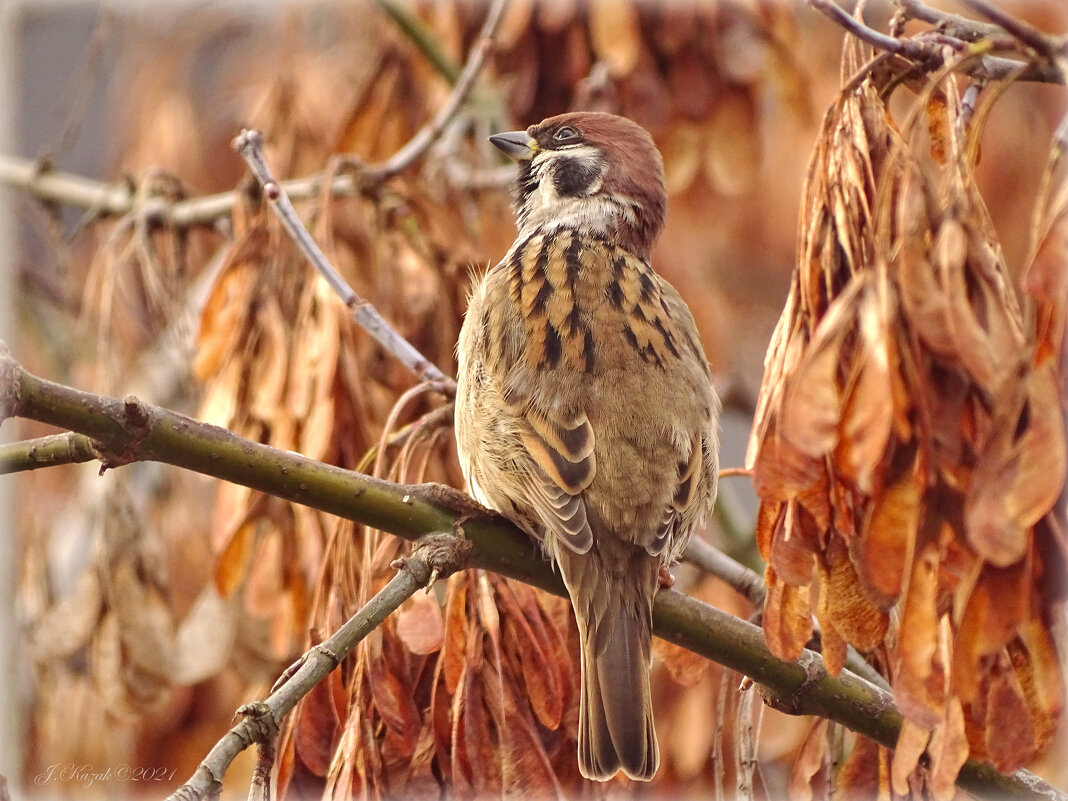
[165,533,472,801]
[233,129,455,391]
[228,0,507,392]
[366,0,508,182]
[0,345,1063,801]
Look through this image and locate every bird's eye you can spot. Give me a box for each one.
[553,126,580,143]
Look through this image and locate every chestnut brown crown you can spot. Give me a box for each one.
[489,112,667,259]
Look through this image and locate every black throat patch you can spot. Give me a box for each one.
[551,156,604,197]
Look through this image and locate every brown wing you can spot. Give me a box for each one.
[515,406,596,552]
[460,242,598,554]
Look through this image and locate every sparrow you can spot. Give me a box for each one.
[454,111,720,782]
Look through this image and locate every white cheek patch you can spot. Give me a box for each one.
[519,147,614,235]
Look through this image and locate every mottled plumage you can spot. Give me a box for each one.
[455,112,720,782]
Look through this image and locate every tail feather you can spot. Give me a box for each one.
[578,605,659,781]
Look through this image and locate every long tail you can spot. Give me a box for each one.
[560,548,659,781]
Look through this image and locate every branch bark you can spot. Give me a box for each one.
[810,0,1066,85]
[0,432,97,473]
[165,533,472,801]
[0,345,1062,801]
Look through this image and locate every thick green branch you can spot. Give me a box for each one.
[0,345,1061,801]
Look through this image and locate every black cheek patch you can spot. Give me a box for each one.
[552,157,603,197]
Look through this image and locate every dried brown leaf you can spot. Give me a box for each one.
[295,670,344,778]
[246,293,291,425]
[836,735,891,800]
[515,583,575,712]
[666,47,713,120]
[654,637,711,688]
[665,669,718,778]
[751,417,825,501]
[796,465,832,534]
[928,697,969,801]
[212,518,254,596]
[1023,161,1068,363]
[891,717,930,796]
[936,217,1024,395]
[441,573,469,693]
[654,2,699,54]
[660,121,704,196]
[704,87,760,196]
[494,577,565,729]
[110,559,175,681]
[244,521,287,620]
[486,661,561,797]
[755,498,784,559]
[748,288,797,464]
[392,721,441,800]
[983,663,1037,773]
[835,286,893,492]
[589,0,642,77]
[781,280,863,458]
[172,585,238,684]
[368,624,424,758]
[192,252,258,383]
[896,544,942,725]
[763,565,812,662]
[456,659,495,790]
[926,93,950,165]
[953,561,1029,712]
[965,363,1066,567]
[789,718,830,801]
[717,9,772,84]
[536,0,577,34]
[289,283,341,460]
[30,568,102,661]
[197,353,243,432]
[854,450,920,609]
[90,612,126,710]
[816,613,848,677]
[397,592,445,656]
[894,165,957,360]
[820,544,888,654]
[496,0,534,49]
[1013,619,1067,733]
[770,500,817,586]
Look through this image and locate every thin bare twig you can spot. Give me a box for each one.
[685,537,765,607]
[0,155,135,219]
[1,0,509,230]
[233,129,453,390]
[810,0,917,59]
[956,0,1067,62]
[809,0,1066,84]
[0,151,364,228]
[230,0,509,391]
[0,433,98,473]
[367,0,508,181]
[892,0,1003,43]
[165,534,471,801]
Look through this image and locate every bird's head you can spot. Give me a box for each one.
[490,112,666,259]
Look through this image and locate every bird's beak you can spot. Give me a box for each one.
[489,131,538,161]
